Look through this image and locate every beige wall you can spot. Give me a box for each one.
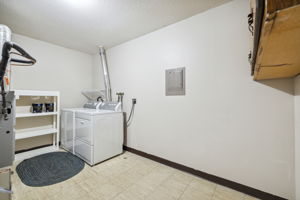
[93,0,295,199]
[11,34,94,150]
[295,75,300,200]
[11,34,93,108]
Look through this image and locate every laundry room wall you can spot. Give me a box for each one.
[11,34,93,108]
[92,53,105,93]
[93,0,295,199]
[295,75,300,200]
[11,34,94,151]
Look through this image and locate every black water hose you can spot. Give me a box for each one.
[0,42,36,84]
[97,96,104,102]
[126,99,136,127]
[11,43,36,64]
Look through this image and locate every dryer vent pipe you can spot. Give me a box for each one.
[0,25,11,58]
[99,46,112,102]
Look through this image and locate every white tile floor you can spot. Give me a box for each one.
[11,151,261,200]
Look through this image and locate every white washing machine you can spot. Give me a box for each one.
[61,102,123,165]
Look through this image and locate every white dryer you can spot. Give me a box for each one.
[61,102,123,165]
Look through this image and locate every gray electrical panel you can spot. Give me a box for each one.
[165,67,185,96]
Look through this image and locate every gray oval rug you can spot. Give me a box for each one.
[16,151,84,187]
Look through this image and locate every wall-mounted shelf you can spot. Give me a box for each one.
[250,0,300,80]
[14,90,60,161]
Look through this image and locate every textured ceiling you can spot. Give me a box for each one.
[0,0,231,54]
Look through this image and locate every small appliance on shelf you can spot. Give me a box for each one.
[32,103,43,113]
[31,103,55,113]
[45,103,54,112]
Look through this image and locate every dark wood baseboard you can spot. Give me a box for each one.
[123,146,287,200]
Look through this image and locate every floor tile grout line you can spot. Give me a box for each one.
[108,152,158,177]
[176,176,194,200]
[91,155,137,179]
[144,169,175,199]
[242,193,247,200]
[89,159,142,199]
[209,184,218,200]
[108,159,163,199]
[120,151,196,200]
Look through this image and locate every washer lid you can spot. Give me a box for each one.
[83,101,102,109]
[76,109,118,115]
[62,108,92,112]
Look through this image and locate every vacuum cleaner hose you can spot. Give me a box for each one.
[0,41,36,119]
